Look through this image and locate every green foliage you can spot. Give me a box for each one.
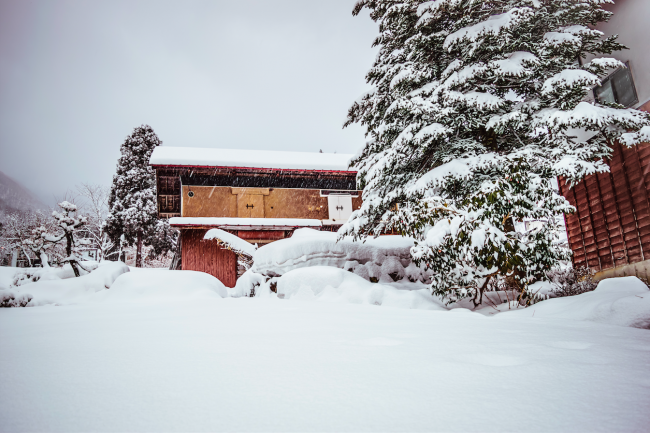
[342,0,650,305]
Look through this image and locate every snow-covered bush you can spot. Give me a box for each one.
[342,0,650,307]
[272,266,443,309]
[548,266,597,298]
[251,228,432,283]
[11,262,99,287]
[6,262,129,307]
[231,269,266,298]
[0,291,32,308]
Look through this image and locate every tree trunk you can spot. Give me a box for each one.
[136,231,143,268]
[169,235,182,270]
[66,232,80,277]
[39,252,50,269]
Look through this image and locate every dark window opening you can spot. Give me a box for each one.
[594,61,638,107]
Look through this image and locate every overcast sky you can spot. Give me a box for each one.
[0,0,378,205]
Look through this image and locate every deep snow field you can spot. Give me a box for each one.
[1,264,650,432]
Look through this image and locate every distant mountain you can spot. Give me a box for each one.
[0,171,47,212]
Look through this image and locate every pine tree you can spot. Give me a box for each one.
[343,0,650,306]
[105,125,161,267]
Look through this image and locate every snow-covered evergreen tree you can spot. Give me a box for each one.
[105,125,161,267]
[343,0,650,305]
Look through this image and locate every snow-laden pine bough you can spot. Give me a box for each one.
[342,0,650,307]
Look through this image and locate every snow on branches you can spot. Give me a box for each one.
[50,201,88,276]
[343,0,650,305]
[105,125,161,267]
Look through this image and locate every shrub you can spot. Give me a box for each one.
[548,266,597,297]
[0,291,32,307]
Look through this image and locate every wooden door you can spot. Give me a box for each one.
[180,229,237,287]
[327,195,353,222]
[237,194,264,218]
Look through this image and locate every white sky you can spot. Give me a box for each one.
[0,0,378,204]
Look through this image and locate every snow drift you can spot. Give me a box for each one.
[509,276,650,329]
[94,269,228,303]
[271,266,444,310]
[252,228,432,283]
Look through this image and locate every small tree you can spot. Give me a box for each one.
[76,183,115,261]
[105,125,161,267]
[50,201,87,277]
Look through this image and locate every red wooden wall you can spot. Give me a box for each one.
[180,229,238,287]
[560,141,650,271]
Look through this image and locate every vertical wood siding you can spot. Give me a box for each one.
[180,229,237,287]
[560,142,650,271]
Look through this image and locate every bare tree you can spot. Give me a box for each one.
[75,183,115,261]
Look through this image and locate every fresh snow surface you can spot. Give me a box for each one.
[1,268,649,432]
[204,228,257,256]
[252,228,431,283]
[0,266,19,290]
[149,146,356,171]
[93,269,228,302]
[169,217,323,229]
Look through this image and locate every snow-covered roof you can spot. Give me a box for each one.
[169,217,323,230]
[150,146,356,172]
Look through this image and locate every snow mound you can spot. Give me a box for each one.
[230,269,265,298]
[274,266,444,310]
[3,262,129,307]
[95,269,228,303]
[510,276,650,329]
[252,228,431,283]
[0,267,19,290]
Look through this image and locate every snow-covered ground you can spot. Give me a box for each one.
[1,266,649,432]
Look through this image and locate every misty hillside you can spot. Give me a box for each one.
[0,171,47,212]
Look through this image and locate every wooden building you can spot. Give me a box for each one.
[150,147,360,286]
[561,0,650,280]
[560,141,650,280]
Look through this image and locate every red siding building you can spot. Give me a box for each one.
[150,147,359,287]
